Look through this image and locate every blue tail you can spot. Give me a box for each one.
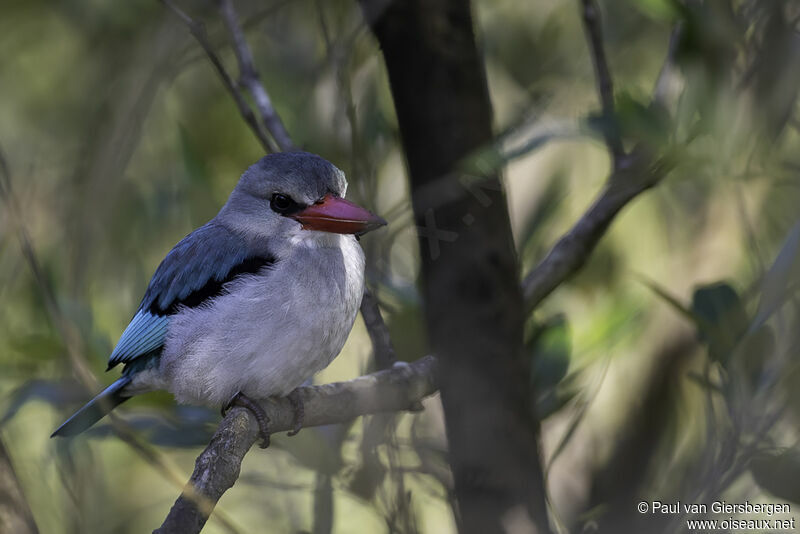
[51,376,132,438]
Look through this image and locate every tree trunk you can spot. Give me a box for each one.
[361,1,550,532]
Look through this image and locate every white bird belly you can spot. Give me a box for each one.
[157,235,364,406]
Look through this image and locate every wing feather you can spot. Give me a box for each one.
[106,223,275,370]
[107,311,168,368]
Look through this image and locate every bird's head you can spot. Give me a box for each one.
[219,152,386,245]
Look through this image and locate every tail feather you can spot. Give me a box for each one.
[51,376,132,438]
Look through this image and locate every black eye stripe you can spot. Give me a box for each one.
[270,193,304,215]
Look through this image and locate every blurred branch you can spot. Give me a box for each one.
[218,0,294,152]
[160,0,276,153]
[522,152,668,310]
[109,415,245,534]
[154,356,438,534]
[0,436,39,534]
[178,0,295,68]
[579,0,624,167]
[313,3,396,372]
[522,18,683,311]
[652,25,683,108]
[0,149,97,389]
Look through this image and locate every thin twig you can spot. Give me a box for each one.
[160,0,276,153]
[523,18,683,310]
[176,1,296,79]
[652,24,683,108]
[218,0,294,152]
[314,7,405,519]
[154,356,438,534]
[314,4,397,374]
[361,288,397,368]
[580,0,625,168]
[0,150,97,389]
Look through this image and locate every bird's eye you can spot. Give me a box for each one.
[270,193,296,214]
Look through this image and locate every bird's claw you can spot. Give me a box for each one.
[223,392,272,448]
[286,389,304,437]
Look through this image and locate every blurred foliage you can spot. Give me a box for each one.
[1,0,800,533]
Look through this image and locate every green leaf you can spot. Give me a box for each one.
[527,315,571,395]
[524,315,576,420]
[691,282,748,363]
[750,449,800,504]
[638,277,748,365]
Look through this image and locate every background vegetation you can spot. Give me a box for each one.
[1,0,799,533]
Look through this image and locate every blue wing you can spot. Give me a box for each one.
[107,311,169,368]
[107,223,275,370]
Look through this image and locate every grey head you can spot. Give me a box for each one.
[216,151,383,250]
[234,151,347,205]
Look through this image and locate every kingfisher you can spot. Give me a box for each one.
[52,151,386,447]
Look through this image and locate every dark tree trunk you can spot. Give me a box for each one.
[360,1,550,532]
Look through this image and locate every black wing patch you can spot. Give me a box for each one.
[107,223,276,370]
[148,255,275,315]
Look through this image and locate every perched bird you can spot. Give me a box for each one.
[52,152,385,446]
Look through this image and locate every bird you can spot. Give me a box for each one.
[51,151,386,447]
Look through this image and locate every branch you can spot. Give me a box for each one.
[361,289,397,372]
[154,356,438,534]
[218,0,295,152]
[160,0,277,153]
[313,3,396,373]
[580,0,625,167]
[522,19,683,311]
[522,153,668,310]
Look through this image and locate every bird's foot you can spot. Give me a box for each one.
[222,392,271,448]
[286,389,304,437]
